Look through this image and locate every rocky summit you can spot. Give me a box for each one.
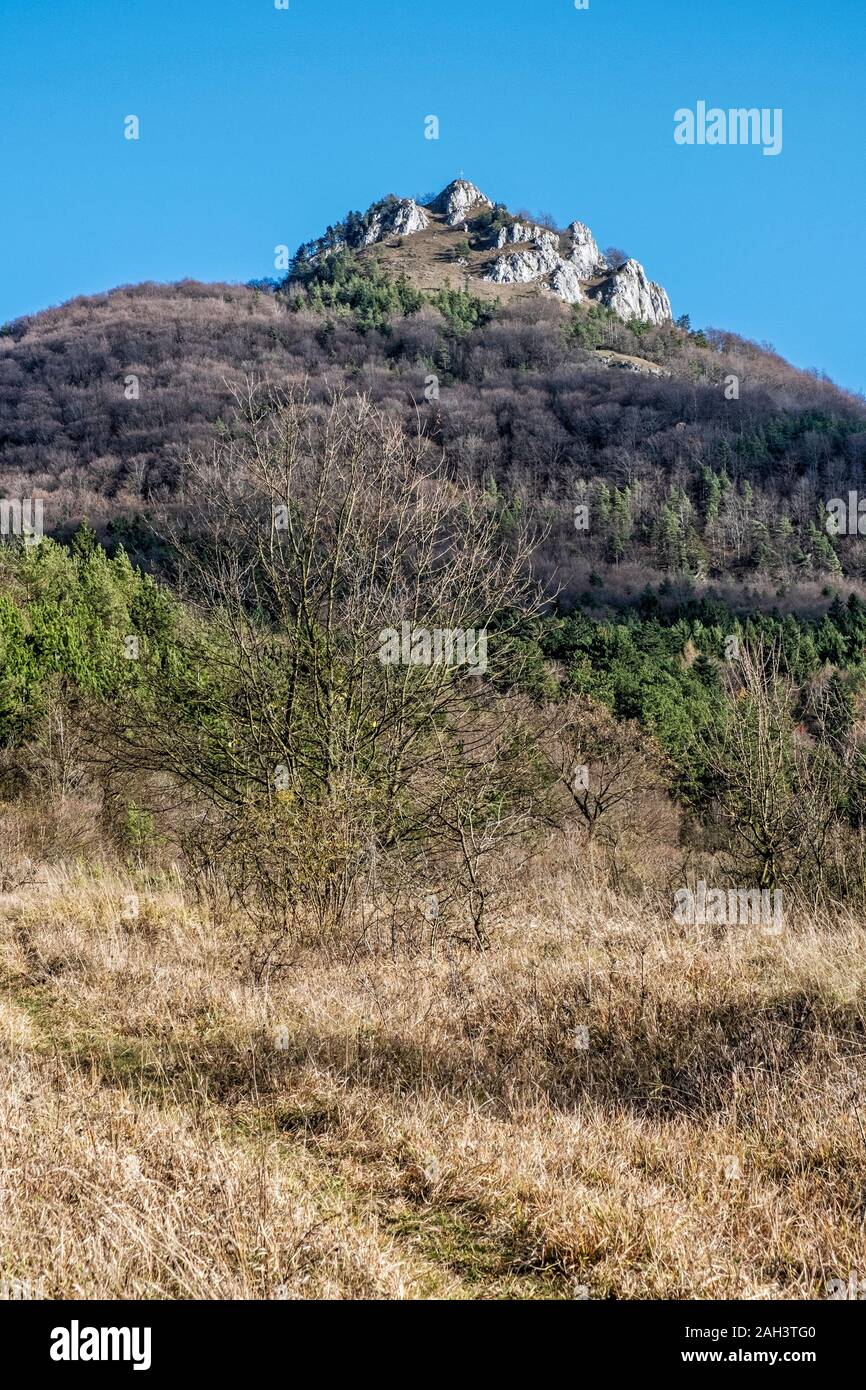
[298,178,672,325]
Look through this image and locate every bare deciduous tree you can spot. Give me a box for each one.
[109,384,544,952]
[603,246,629,270]
[700,641,842,890]
[539,695,664,846]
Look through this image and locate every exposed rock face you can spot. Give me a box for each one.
[483,212,626,309]
[303,177,673,325]
[358,197,429,246]
[566,221,606,279]
[427,178,492,225]
[486,225,586,304]
[495,221,557,250]
[595,350,667,376]
[549,262,585,304]
[485,235,560,286]
[307,196,430,260]
[482,210,671,321]
[591,258,672,326]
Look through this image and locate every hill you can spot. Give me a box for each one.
[288,177,672,322]
[4,183,866,1304]
[2,241,865,608]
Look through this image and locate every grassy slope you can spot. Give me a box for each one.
[2,859,865,1300]
[348,211,556,305]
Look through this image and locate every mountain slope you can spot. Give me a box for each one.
[1,179,865,604]
[292,178,672,324]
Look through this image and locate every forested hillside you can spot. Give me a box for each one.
[2,272,865,606]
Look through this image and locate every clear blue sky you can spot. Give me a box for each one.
[2,0,864,392]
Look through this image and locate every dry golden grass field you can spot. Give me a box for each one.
[2,852,865,1301]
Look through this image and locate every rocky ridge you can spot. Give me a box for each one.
[300,178,672,325]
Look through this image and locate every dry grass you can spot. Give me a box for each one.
[1,859,866,1300]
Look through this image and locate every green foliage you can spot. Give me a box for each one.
[118,800,159,858]
[4,527,866,877]
[286,249,491,335]
[538,589,866,768]
[564,303,615,349]
[541,610,721,760]
[0,529,184,745]
[675,313,708,347]
[429,287,493,333]
[699,465,722,524]
[288,249,424,331]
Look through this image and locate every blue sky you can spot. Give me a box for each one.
[2,0,864,392]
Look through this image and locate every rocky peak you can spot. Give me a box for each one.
[590,258,672,326]
[486,235,561,288]
[299,178,672,325]
[566,221,607,280]
[485,234,585,306]
[357,196,429,246]
[427,178,492,225]
[485,216,670,323]
[302,194,429,261]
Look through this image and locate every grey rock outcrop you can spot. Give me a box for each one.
[427,178,492,226]
[549,262,585,304]
[484,216,613,307]
[485,235,561,286]
[566,221,606,279]
[358,197,429,246]
[591,258,672,326]
[485,224,586,305]
[495,221,557,250]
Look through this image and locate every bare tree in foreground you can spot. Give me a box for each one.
[111,384,545,956]
[700,641,843,892]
